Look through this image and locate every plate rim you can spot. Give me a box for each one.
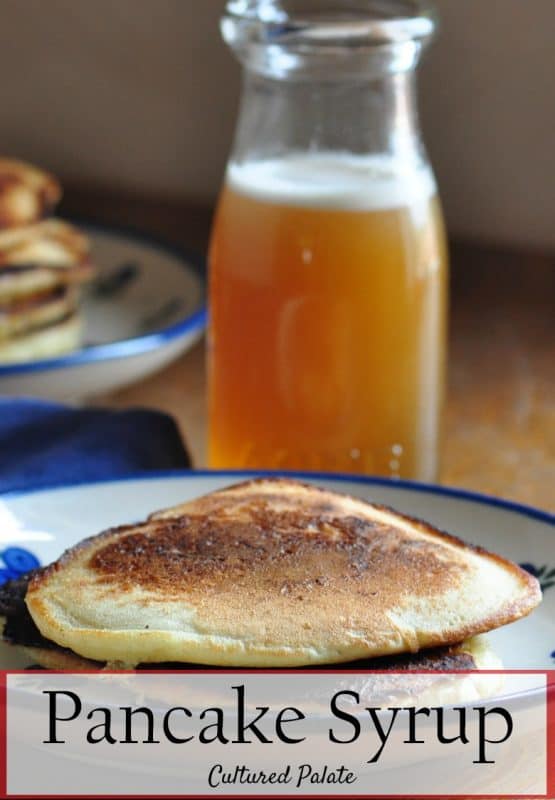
[0,219,207,377]
[2,468,554,526]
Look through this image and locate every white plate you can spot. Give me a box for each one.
[0,470,553,675]
[0,222,206,400]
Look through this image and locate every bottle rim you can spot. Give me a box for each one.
[224,0,437,47]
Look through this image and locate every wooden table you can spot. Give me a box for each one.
[64,188,555,512]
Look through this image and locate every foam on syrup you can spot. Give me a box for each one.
[227,152,437,212]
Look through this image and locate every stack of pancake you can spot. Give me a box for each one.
[0,158,95,364]
[0,478,541,692]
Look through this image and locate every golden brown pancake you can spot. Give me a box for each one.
[0,158,61,229]
[0,262,94,303]
[0,219,94,302]
[0,287,78,341]
[19,645,100,671]
[11,637,505,711]
[15,636,499,684]
[0,569,500,683]
[0,312,81,363]
[26,479,541,667]
[0,219,89,267]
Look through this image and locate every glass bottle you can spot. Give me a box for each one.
[208,0,448,480]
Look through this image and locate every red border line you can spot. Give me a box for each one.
[0,672,6,799]
[547,678,555,799]
[3,795,550,799]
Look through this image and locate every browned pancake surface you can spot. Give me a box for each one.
[26,479,541,667]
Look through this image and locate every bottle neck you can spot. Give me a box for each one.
[230,65,426,167]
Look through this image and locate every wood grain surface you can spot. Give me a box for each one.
[63,187,555,512]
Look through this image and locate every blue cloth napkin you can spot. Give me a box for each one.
[0,399,191,494]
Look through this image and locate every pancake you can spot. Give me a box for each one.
[0,312,81,364]
[0,218,88,261]
[0,287,78,341]
[0,219,94,302]
[16,636,502,703]
[8,638,506,707]
[0,158,61,229]
[25,478,541,667]
[0,219,89,267]
[0,261,95,303]
[0,569,500,682]
[17,638,489,673]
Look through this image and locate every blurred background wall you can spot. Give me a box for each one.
[0,0,553,250]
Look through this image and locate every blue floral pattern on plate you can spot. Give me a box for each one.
[0,547,40,584]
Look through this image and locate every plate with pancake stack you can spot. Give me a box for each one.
[0,158,206,400]
[1,474,551,798]
[0,159,94,366]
